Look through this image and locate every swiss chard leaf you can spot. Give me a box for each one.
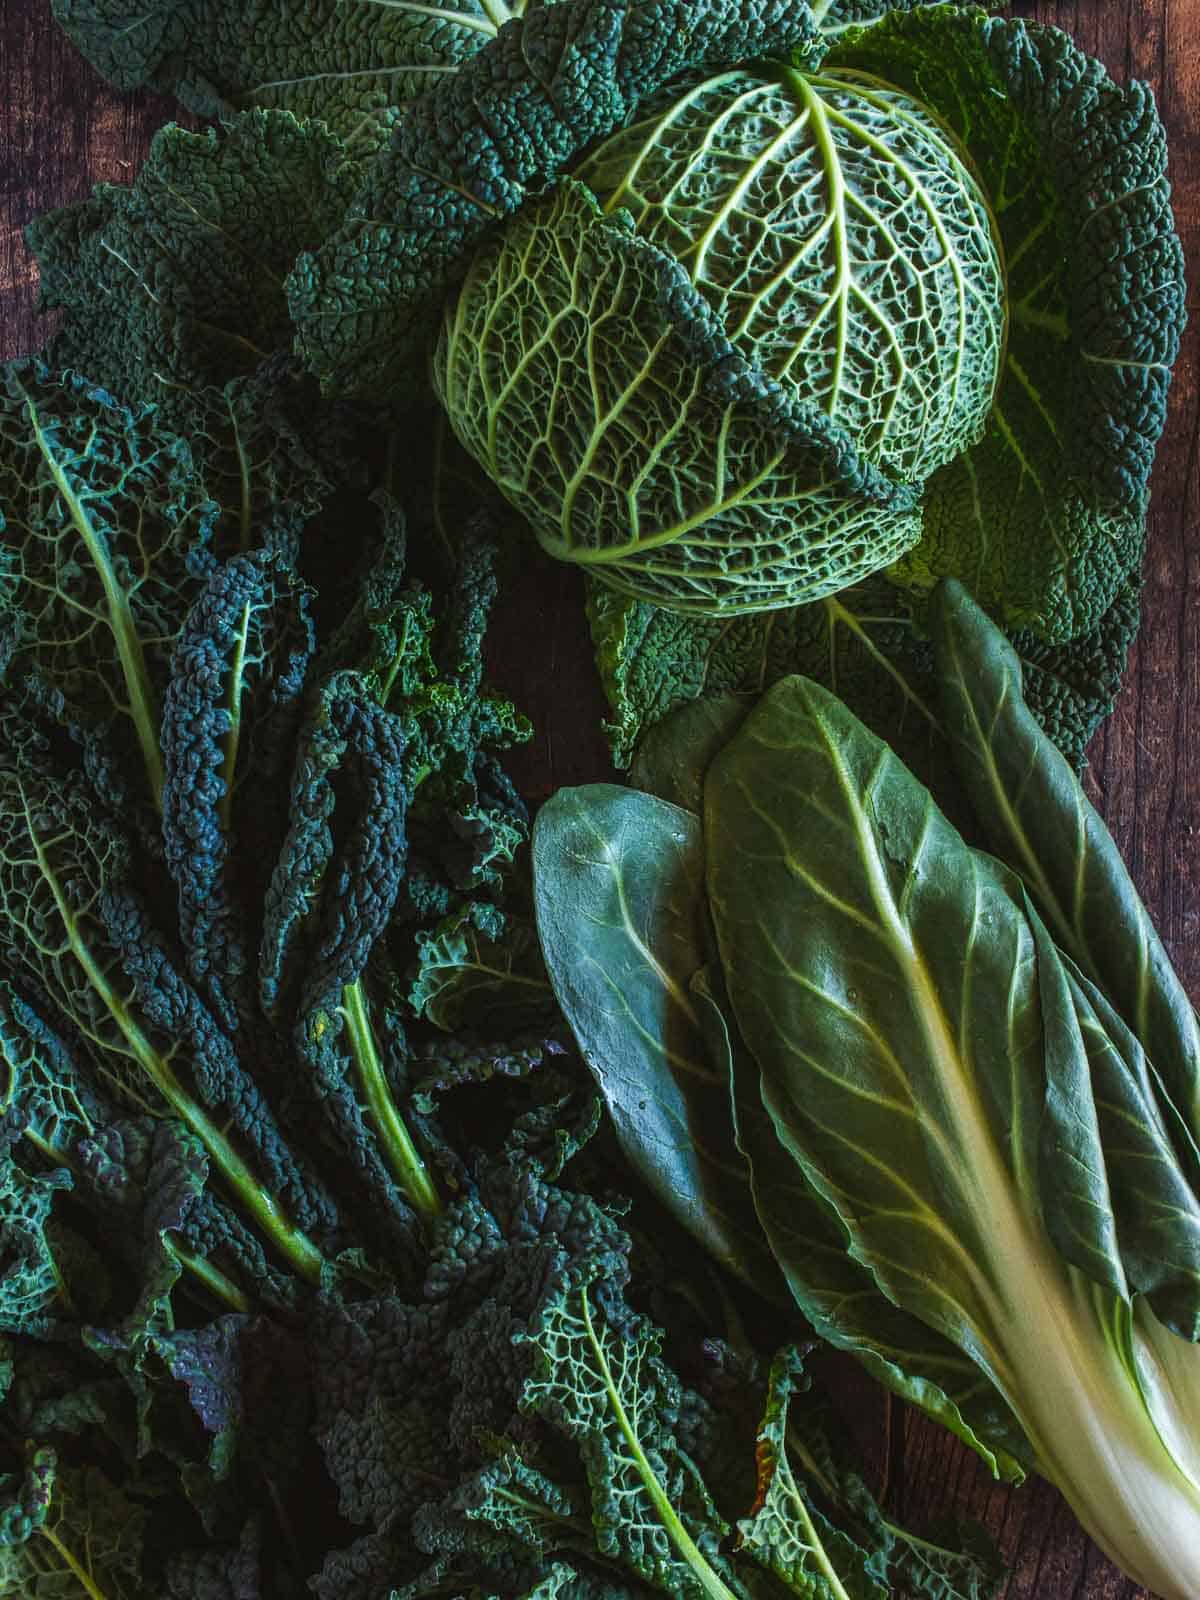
[931,578,1200,1176]
[532,783,785,1303]
[703,674,1200,1599]
[689,965,1027,1480]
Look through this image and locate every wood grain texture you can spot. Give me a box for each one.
[0,3,1196,1597]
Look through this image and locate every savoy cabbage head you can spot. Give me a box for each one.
[318,0,1185,634]
[436,62,1006,614]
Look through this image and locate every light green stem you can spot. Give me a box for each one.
[581,1291,738,1600]
[164,1236,252,1314]
[341,978,442,1222]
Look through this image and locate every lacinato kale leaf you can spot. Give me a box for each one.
[162,549,316,1036]
[28,112,362,413]
[0,736,336,1286]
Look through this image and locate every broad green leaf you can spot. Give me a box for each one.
[690,966,1026,1479]
[531,784,784,1301]
[704,675,1200,1600]
[629,694,750,815]
[1034,909,1200,1338]
[932,578,1200,1174]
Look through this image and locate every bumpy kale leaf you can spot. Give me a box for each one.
[0,1458,147,1598]
[49,0,569,149]
[0,363,218,811]
[28,112,362,415]
[162,549,316,1035]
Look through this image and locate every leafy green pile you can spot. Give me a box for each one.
[0,223,996,1600]
[421,3,1182,626]
[1,0,1191,1595]
[533,584,1200,1600]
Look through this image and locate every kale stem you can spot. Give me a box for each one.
[38,1524,110,1600]
[340,978,442,1222]
[581,1290,738,1600]
[31,825,329,1284]
[164,1236,253,1314]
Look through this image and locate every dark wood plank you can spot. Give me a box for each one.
[1,5,1196,1599]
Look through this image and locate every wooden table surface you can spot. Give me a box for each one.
[1,2,1196,1597]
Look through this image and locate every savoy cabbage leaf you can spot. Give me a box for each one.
[827,7,1186,637]
[287,0,823,400]
[0,363,218,811]
[0,1459,147,1599]
[587,573,1139,775]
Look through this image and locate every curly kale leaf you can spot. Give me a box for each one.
[152,1316,312,1510]
[287,0,823,400]
[590,571,1139,778]
[409,904,554,1033]
[0,363,219,811]
[49,0,569,149]
[28,111,362,412]
[828,7,1186,639]
[0,745,333,1284]
[0,1458,147,1599]
[164,1518,262,1600]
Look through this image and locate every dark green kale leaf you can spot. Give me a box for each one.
[162,549,316,1036]
[257,508,532,1246]
[0,1456,147,1598]
[0,363,219,811]
[28,111,362,412]
[49,0,571,150]
[408,904,554,1033]
[0,733,337,1286]
[164,1518,262,1600]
